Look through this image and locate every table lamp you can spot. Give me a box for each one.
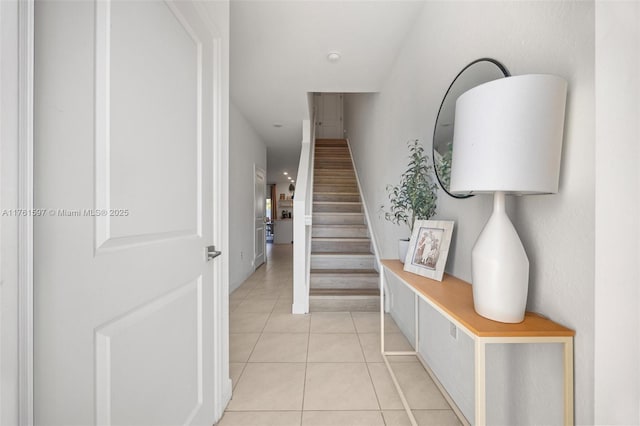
[449,74,567,323]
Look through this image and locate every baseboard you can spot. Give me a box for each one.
[215,377,233,424]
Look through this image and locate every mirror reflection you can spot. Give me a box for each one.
[433,59,509,198]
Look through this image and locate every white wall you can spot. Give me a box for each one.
[345,1,595,424]
[0,0,23,423]
[229,102,267,292]
[594,2,640,424]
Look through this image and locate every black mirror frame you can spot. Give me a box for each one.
[433,58,510,199]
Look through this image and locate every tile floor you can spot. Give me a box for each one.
[219,244,461,426]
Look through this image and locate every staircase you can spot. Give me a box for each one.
[310,139,379,312]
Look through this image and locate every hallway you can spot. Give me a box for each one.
[220,244,461,426]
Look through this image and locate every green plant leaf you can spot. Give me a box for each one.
[381,139,438,233]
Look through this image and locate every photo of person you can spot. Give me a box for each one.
[403,220,454,281]
[412,227,444,270]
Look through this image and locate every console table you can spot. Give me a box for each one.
[379,259,575,426]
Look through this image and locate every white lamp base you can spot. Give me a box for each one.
[472,192,529,323]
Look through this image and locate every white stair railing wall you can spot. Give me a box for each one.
[345,138,381,269]
[292,119,315,314]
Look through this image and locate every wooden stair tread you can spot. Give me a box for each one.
[313,212,363,216]
[313,224,367,227]
[310,288,380,296]
[311,269,378,275]
[311,251,374,256]
[314,191,359,195]
[313,201,361,205]
[312,237,370,241]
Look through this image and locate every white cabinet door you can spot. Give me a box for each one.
[34,1,227,424]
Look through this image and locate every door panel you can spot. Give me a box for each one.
[98,0,201,248]
[34,1,222,424]
[98,279,202,425]
[254,167,266,268]
[314,93,343,138]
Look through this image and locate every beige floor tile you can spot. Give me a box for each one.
[230,288,251,301]
[307,333,364,362]
[301,411,385,426]
[248,287,283,299]
[263,312,310,333]
[230,312,270,333]
[389,362,450,410]
[386,355,420,363]
[385,332,414,352]
[227,363,306,411]
[352,312,402,334]
[230,333,260,362]
[382,410,412,426]
[367,363,404,409]
[235,298,278,313]
[272,299,293,313]
[218,411,302,426]
[359,333,414,363]
[229,299,242,313]
[358,333,383,363]
[413,409,462,425]
[229,363,245,390]
[303,363,379,410]
[310,312,356,333]
[382,409,463,426]
[249,333,309,362]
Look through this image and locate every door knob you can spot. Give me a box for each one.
[206,245,222,261]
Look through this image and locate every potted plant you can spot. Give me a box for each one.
[383,139,438,263]
[289,183,295,199]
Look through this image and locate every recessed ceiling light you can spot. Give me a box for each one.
[327,51,341,63]
[273,123,283,128]
[283,172,288,175]
[291,180,295,183]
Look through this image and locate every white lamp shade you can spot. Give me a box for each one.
[450,74,567,194]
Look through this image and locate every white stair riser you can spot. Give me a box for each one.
[314,184,359,193]
[314,193,360,202]
[313,203,362,213]
[311,255,376,270]
[310,274,378,289]
[314,170,355,175]
[309,297,379,312]
[313,214,365,225]
[313,177,357,183]
[311,240,371,252]
[312,226,368,238]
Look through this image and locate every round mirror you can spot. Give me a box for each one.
[433,58,509,198]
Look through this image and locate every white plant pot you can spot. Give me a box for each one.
[398,239,410,264]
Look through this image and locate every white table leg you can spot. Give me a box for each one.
[380,269,385,355]
[475,339,486,426]
[414,293,419,350]
[563,337,574,425]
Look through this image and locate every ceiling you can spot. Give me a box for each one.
[230,0,426,183]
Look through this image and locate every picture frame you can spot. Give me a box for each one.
[403,220,454,281]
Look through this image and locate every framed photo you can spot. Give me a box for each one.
[403,220,454,281]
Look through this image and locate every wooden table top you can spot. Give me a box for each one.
[381,259,575,338]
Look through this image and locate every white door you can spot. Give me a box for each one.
[34,1,229,425]
[314,93,344,138]
[254,166,266,268]
[0,1,23,424]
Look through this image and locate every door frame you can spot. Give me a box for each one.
[13,1,231,423]
[16,0,35,423]
[253,165,266,269]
